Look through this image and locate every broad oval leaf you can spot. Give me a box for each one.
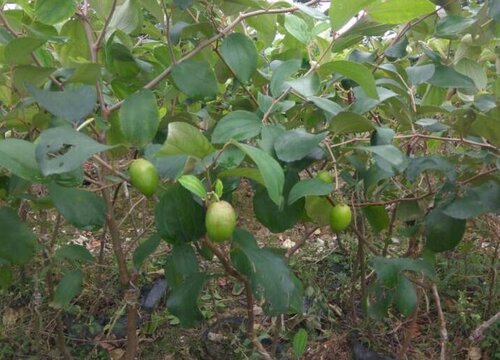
[274,129,328,162]
[230,229,303,315]
[48,183,106,231]
[54,244,94,263]
[52,270,84,309]
[119,90,160,147]
[443,181,500,219]
[288,178,333,205]
[220,33,258,83]
[155,183,206,244]
[330,112,375,134]
[329,0,376,31]
[212,111,262,144]
[367,0,435,24]
[0,207,37,265]
[133,234,162,269]
[270,59,301,97]
[284,14,310,44]
[35,0,78,25]
[35,127,112,176]
[428,65,476,89]
[171,59,218,99]
[0,139,43,182]
[362,205,389,234]
[425,207,466,252]
[167,272,206,327]
[27,84,97,124]
[159,122,214,159]
[178,175,207,200]
[329,60,378,99]
[395,275,417,317]
[253,172,304,233]
[232,142,284,207]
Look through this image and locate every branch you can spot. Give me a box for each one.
[108,0,321,113]
[432,284,448,360]
[93,0,118,52]
[469,311,500,342]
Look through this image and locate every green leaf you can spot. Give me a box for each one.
[52,270,84,309]
[351,86,398,114]
[26,84,97,124]
[246,14,276,47]
[292,328,308,358]
[395,276,417,316]
[471,114,500,147]
[48,184,106,231]
[231,142,284,207]
[362,205,389,233]
[285,73,321,97]
[455,58,487,90]
[397,200,424,222]
[372,256,436,287]
[167,272,206,327]
[155,183,206,244]
[274,129,328,162]
[308,96,344,117]
[367,0,435,24]
[13,65,55,92]
[119,90,160,147]
[329,60,378,99]
[488,0,500,21]
[428,65,476,89]
[0,139,43,182]
[108,0,143,34]
[159,122,214,159]
[165,243,199,289]
[173,0,196,9]
[288,178,333,205]
[230,229,303,315]
[133,233,162,268]
[443,181,500,219]
[219,33,257,83]
[406,156,456,183]
[218,167,265,186]
[0,207,36,265]
[5,37,46,65]
[355,145,407,173]
[35,127,112,176]
[253,171,304,233]
[329,0,376,31]
[305,196,333,226]
[54,244,94,263]
[330,111,375,134]
[171,60,218,99]
[406,64,435,85]
[284,14,310,44]
[270,59,301,97]
[435,15,476,39]
[425,207,466,252]
[35,0,78,25]
[178,175,207,200]
[212,111,262,144]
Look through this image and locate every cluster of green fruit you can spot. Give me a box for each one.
[128,160,351,244]
[128,158,237,243]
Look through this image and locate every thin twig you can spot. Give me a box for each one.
[93,0,118,51]
[432,283,448,360]
[469,311,500,342]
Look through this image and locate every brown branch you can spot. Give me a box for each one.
[107,0,321,113]
[469,311,500,342]
[286,226,319,258]
[93,0,118,52]
[432,284,448,360]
